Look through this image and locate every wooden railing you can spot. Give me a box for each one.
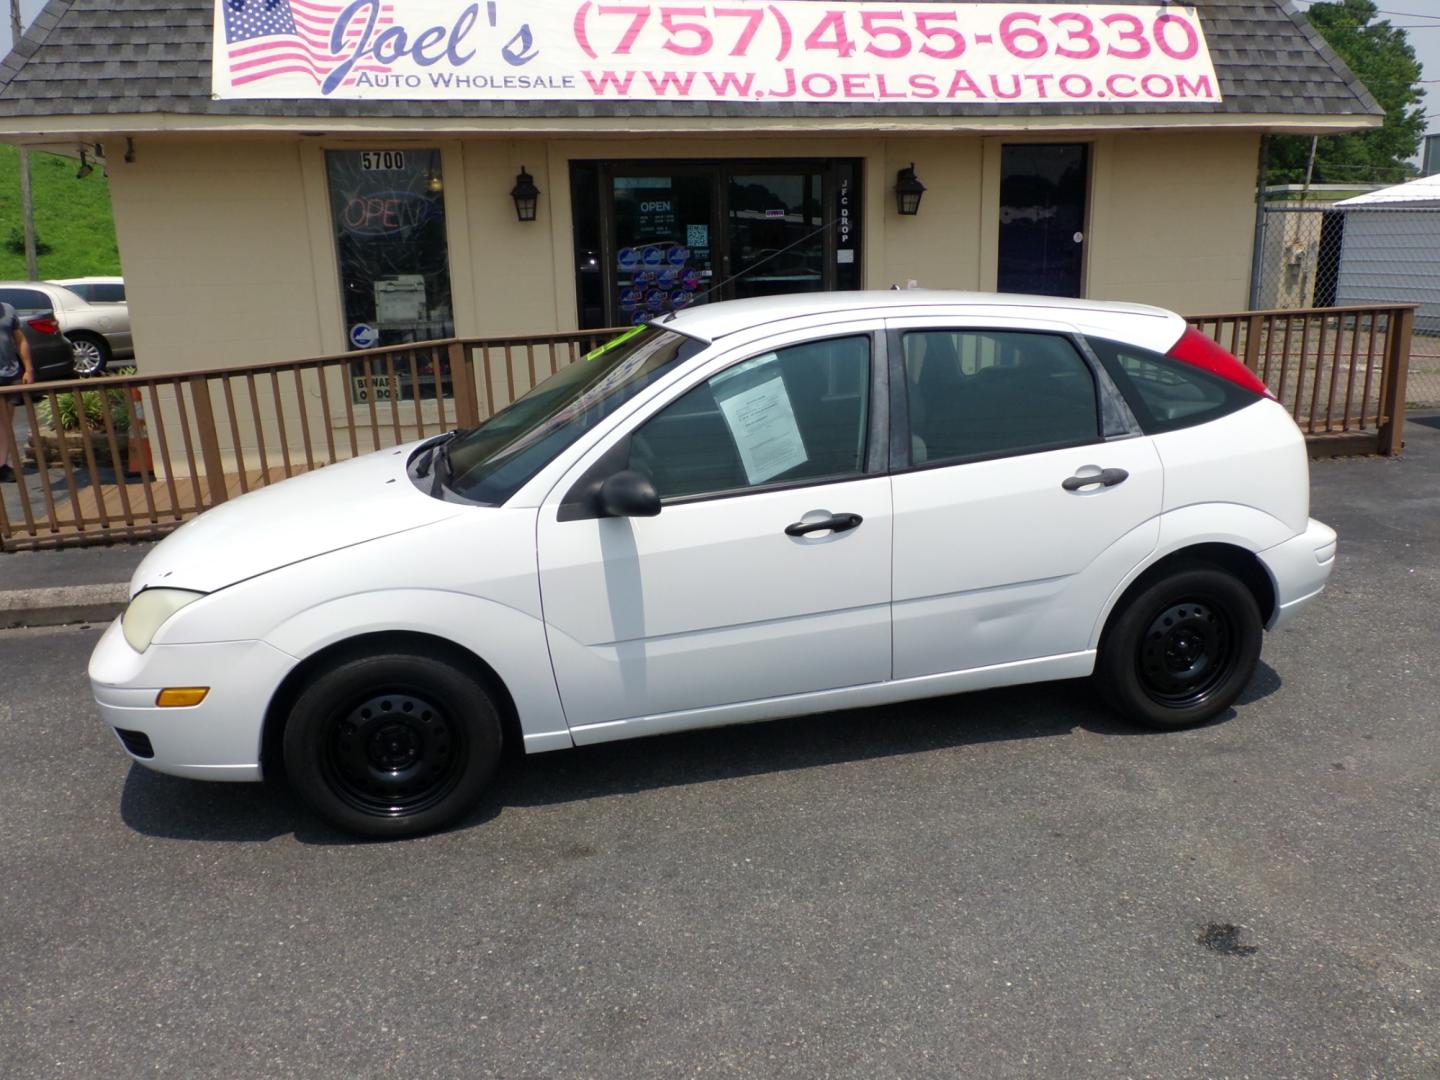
[1186,304,1415,457]
[0,304,1417,551]
[0,330,615,551]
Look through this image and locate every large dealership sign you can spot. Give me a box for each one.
[212,1,1220,105]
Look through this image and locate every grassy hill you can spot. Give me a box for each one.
[0,143,121,279]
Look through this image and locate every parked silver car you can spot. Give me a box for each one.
[0,281,133,375]
[49,276,126,305]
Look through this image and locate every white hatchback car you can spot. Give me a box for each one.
[90,292,1336,837]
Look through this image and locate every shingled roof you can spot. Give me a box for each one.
[0,0,1383,125]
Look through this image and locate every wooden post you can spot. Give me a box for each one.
[1243,313,1264,382]
[188,376,230,505]
[1377,306,1415,457]
[448,340,480,428]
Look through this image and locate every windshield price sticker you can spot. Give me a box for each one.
[213,2,1218,105]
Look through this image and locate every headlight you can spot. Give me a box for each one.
[122,588,206,652]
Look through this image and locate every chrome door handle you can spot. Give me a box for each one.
[1062,468,1129,492]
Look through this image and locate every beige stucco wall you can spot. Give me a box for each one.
[107,129,1258,379]
[106,138,328,373]
[1084,130,1259,313]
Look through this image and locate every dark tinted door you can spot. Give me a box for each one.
[998,144,1089,298]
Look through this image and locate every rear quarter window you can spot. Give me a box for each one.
[1087,336,1259,434]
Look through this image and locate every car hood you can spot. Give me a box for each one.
[130,443,466,596]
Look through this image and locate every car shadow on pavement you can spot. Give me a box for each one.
[118,664,1281,845]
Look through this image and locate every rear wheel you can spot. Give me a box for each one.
[283,650,502,838]
[69,332,111,377]
[1095,567,1262,731]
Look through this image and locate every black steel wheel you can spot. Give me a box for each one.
[1095,566,1262,731]
[284,650,501,837]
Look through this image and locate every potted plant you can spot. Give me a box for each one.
[30,372,134,471]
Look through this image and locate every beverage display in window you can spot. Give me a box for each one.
[612,175,714,326]
[573,160,863,329]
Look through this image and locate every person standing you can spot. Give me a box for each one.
[0,300,37,482]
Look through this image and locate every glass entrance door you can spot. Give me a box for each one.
[997,144,1090,298]
[575,160,862,328]
[610,170,717,327]
[728,171,824,300]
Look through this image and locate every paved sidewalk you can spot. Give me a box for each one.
[2,413,1437,629]
[0,541,153,628]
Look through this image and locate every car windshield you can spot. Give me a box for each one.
[441,324,705,504]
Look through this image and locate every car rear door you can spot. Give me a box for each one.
[886,318,1163,680]
[536,323,893,743]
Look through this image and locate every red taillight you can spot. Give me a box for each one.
[1166,327,1272,398]
[25,315,61,335]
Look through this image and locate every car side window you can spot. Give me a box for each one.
[0,288,49,312]
[1085,337,1247,434]
[629,335,871,500]
[92,284,126,303]
[901,330,1099,464]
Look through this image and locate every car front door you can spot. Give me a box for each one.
[537,326,892,744]
[888,320,1163,681]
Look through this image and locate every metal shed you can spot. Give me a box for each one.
[1334,176,1440,332]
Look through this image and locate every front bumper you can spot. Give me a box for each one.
[88,617,297,781]
[1258,517,1338,630]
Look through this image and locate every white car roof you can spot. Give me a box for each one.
[659,289,1183,347]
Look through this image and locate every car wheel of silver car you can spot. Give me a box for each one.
[283,649,503,838]
[1095,566,1263,731]
[69,333,111,377]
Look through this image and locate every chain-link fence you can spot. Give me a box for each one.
[1252,204,1440,407]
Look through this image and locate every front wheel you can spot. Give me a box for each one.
[1095,567,1263,731]
[283,650,502,838]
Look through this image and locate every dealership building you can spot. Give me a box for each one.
[0,0,1381,378]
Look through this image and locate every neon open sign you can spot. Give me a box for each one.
[340,191,438,237]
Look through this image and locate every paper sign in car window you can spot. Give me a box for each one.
[713,362,808,485]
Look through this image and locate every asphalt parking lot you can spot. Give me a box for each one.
[3,419,1439,1079]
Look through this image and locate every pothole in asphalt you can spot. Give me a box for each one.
[1197,923,1259,956]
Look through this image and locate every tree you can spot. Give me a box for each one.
[1267,0,1426,187]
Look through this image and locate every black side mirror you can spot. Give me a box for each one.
[595,469,661,518]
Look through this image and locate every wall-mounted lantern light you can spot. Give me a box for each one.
[895,163,925,216]
[510,166,540,222]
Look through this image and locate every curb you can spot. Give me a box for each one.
[0,584,129,629]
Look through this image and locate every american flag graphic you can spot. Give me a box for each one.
[221,0,395,89]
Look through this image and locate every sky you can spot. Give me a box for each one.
[1,0,1439,139]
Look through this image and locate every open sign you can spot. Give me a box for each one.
[340,191,437,237]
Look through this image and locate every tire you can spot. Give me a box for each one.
[283,650,502,838]
[1094,566,1263,731]
[69,333,111,377]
